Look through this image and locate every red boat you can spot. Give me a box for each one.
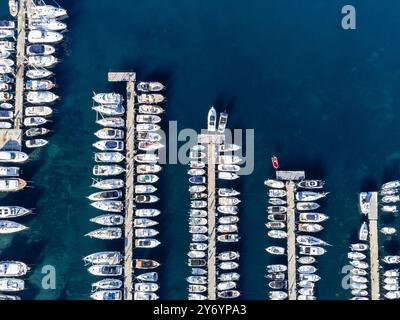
[271,156,279,170]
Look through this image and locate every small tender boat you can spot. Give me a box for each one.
[96,117,125,128]
[90,200,123,212]
[83,252,123,265]
[137,82,165,92]
[25,139,48,148]
[266,246,285,255]
[297,180,325,189]
[359,222,368,241]
[296,202,320,211]
[0,178,26,192]
[0,221,27,234]
[93,165,124,176]
[298,223,324,233]
[85,227,122,240]
[264,179,285,189]
[91,179,124,190]
[87,264,123,276]
[90,214,124,226]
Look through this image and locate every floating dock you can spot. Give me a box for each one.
[198,132,225,300]
[108,72,137,300]
[285,181,297,300]
[368,192,380,300]
[14,0,29,129]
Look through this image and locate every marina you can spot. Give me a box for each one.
[85,72,165,300]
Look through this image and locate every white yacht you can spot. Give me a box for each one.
[264,179,285,189]
[28,5,68,19]
[382,180,400,190]
[87,264,123,276]
[94,128,124,140]
[135,208,160,217]
[296,235,330,246]
[299,245,326,256]
[137,93,165,104]
[96,117,125,128]
[136,164,162,174]
[217,112,228,133]
[0,151,28,163]
[93,140,124,152]
[91,178,124,190]
[296,191,329,201]
[359,192,371,215]
[218,172,239,180]
[24,116,48,127]
[26,68,53,79]
[134,292,159,300]
[0,21,15,29]
[93,165,124,176]
[25,106,53,116]
[135,228,159,238]
[91,279,122,290]
[298,212,329,223]
[135,185,157,194]
[83,252,123,265]
[136,115,161,124]
[28,30,63,44]
[298,223,324,233]
[88,190,122,201]
[85,227,122,240]
[136,123,160,132]
[207,107,217,132]
[297,180,325,189]
[27,55,58,68]
[0,221,27,234]
[0,261,29,277]
[90,200,123,212]
[26,44,56,56]
[137,82,165,92]
[135,239,161,249]
[28,19,67,32]
[0,178,26,191]
[92,104,125,116]
[359,222,368,241]
[0,167,19,177]
[133,218,158,228]
[93,93,123,104]
[0,206,31,219]
[26,91,58,104]
[25,139,48,148]
[134,283,159,292]
[95,152,125,163]
[138,105,164,115]
[0,278,24,292]
[90,214,124,226]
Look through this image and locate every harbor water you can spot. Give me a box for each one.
[1,0,400,299]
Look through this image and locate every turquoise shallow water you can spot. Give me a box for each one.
[1,0,400,299]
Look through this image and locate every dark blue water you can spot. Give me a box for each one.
[1,0,400,299]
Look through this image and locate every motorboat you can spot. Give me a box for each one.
[0,83,10,91]
[0,41,14,51]
[382,195,400,203]
[296,202,320,211]
[135,228,159,238]
[189,185,206,193]
[135,184,157,194]
[190,161,206,169]
[265,273,285,281]
[348,252,366,260]
[192,234,208,242]
[218,273,240,282]
[136,272,158,282]
[28,30,63,44]
[268,198,286,206]
[350,243,368,252]
[384,284,399,291]
[0,75,13,84]
[135,209,160,217]
[264,179,285,189]
[96,117,125,128]
[133,218,158,228]
[217,206,238,214]
[298,274,320,282]
[267,214,286,222]
[188,251,206,259]
[298,212,329,223]
[189,217,207,226]
[91,179,124,190]
[269,281,287,290]
[138,141,164,151]
[218,164,240,173]
[137,81,164,92]
[26,68,53,79]
[137,93,165,104]
[0,166,19,177]
[384,277,398,285]
[350,282,367,290]
[359,192,371,215]
[189,226,207,234]
[219,197,240,206]
[217,290,240,299]
[135,195,159,203]
[0,30,14,39]
[136,114,161,124]
[269,291,288,300]
[93,104,125,116]
[0,278,24,292]
[298,280,315,288]
[0,151,28,163]
[93,140,124,152]
[0,51,10,59]
[219,143,240,153]
[384,270,400,277]
[26,91,58,104]
[382,180,400,190]
[134,283,159,292]
[299,245,326,256]
[135,239,161,249]
[217,224,238,233]
[217,155,241,165]
[385,291,400,300]
[137,164,162,174]
[24,116,48,127]
[189,176,206,185]
[349,260,368,269]
[217,234,240,243]
[265,221,285,229]
[0,58,14,66]
[267,230,287,239]
[134,292,159,300]
[0,261,29,277]
[298,265,317,274]
[134,259,160,270]
[26,44,56,56]
[0,122,10,129]
[359,222,368,241]
[350,268,367,276]
[188,284,207,293]
[297,180,325,189]
[189,209,207,218]
[28,19,67,32]
[190,243,207,251]
[381,205,398,213]
[381,227,396,235]
[83,252,123,265]
[266,246,285,255]
[0,66,13,75]
[219,262,239,270]
[134,154,159,164]
[95,152,125,163]
[90,214,124,226]
[207,107,217,132]
[218,216,239,224]
[138,104,164,114]
[0,20,15,29]
[189,151,206,159]
[296,191,329,201]
[298,257,316,265]
[92,279,123,290]
[137,174,159,184]
[136,123,160,132]
[87,265,123,276]
[28,4,68,19]
[217,281,236,291]
[85,227,122,240]
[27,55,58,68]
[383,256,400,264]
[268,189,287,198]
[188,168,206,176]
[266,264,287,273]
[93,165,124,176]
[25,106,53,116]
[381,188,399,196]
[0,206,31,219]
[94,128,124,140]
[188,259,206,268]
[90,200,123,212]
[92,92,123,105]
[188,294,207,300]
[25,139,48,148]
[298,223,324,233]
[186,276,207,285]
[26,80,55,91]
[0,221,27,234]
[137,132,162,142]
[296,235,330,246]
[267,206,287,214]
[0,178,26,192]
[217,188,240,197]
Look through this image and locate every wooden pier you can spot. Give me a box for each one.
[368,192,380,300]
[198,133,224,300]
[286,181,297,300]
[14,0,29,129]
[108,72,136,300]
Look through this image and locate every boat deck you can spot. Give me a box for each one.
[14,0,28,129]
[0,129,22,151]
[286,181,297,300]
[108,72,137,300]
[368,192,380,300]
